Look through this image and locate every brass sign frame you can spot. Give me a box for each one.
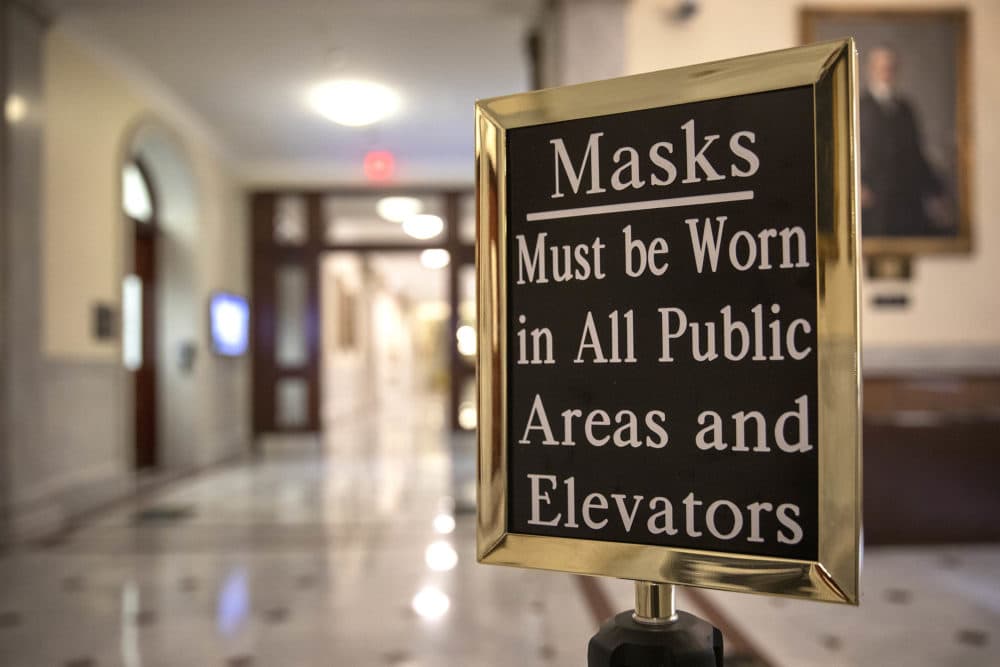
[475,40,862,604]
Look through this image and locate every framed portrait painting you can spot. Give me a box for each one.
[802,8,971,256]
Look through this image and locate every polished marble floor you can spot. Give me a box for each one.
[0,396,996,666]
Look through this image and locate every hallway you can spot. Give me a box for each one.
[0,398,595,667]
[2,2,1000,665]
[2,396,998,666]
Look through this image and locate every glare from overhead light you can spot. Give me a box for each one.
[307,79,400,127]
[122,274,143,371]
[122,162,154,223]
[424,541,458,572]
[376,196,423,223]
[412,586,450,620]
[433,513,456,534]
[458,402,478,431]
[5,94,26,123]
[402,214,443,240]
[420,248,450,270]
[456,325,476,357]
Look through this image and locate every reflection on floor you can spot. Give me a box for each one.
[604,546,1000,666]
[0,397,996,666]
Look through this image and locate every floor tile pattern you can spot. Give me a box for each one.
[1,396,997,665]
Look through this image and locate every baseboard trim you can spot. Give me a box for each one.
[864,345,1000,376]
[0,448,247,549]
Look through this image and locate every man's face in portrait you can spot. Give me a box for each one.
[867,47,898,94]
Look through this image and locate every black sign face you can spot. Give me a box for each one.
[505,86,818,561]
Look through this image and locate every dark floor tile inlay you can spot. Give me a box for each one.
[884,588,912,605]
[821,634,843,651]
[135,610,157,626]
[539,644,557,661]
[263,607,289,623]
[62,576,85,592]
[133,504,196,523]
[64,659,95,667]
[38,534,69,550]
[0,611,21,628]
[179,576,199,592]
[227,656,254,666]
[383,650,412,665]
[957,629,989,647]
[940,553,963,569]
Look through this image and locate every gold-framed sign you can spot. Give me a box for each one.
[475,40,862,604]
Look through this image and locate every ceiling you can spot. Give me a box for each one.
[39,0,539,185]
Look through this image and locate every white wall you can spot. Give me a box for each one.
[541,0,627,87]
[626,0,1000,370]
[2,1,48,538]
[4,24,250,539]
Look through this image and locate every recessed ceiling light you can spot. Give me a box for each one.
[307,79,400,127]
[420,248,450,270]
[403,214,443,240]
[376,196,423,223]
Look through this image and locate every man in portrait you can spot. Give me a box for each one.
[860,45,947,237]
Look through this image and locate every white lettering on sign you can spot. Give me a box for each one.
[547,120,760,200]
[525,474,803,545]
[509,91,819,555]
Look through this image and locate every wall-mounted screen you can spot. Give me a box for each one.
[210,292,250,357]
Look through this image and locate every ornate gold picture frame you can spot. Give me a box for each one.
[803,8,971,256]
[475,41,862,604]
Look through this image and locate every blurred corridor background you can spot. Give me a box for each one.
[1,1,998,665]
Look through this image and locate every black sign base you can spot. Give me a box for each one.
[588,610,724,667]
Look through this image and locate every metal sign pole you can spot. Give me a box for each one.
[587,581,724,666]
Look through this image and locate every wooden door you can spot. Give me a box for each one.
[134,227,157,469]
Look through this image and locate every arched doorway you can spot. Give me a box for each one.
[122,120,201,472]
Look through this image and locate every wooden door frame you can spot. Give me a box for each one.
[250,189,474,437]
[129,157,159,470]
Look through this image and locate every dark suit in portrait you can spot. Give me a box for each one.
[860,88,944,237]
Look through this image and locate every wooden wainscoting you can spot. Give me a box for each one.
[863,376,1000,544]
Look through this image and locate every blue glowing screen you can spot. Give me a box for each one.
[210,293,250,356]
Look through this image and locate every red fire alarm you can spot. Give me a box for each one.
[363,150,395,182]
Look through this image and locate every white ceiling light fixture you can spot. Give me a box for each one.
[376,196,423,223]
[420,249,450,270]
[307,79,400,127]
[403,214,444,240]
